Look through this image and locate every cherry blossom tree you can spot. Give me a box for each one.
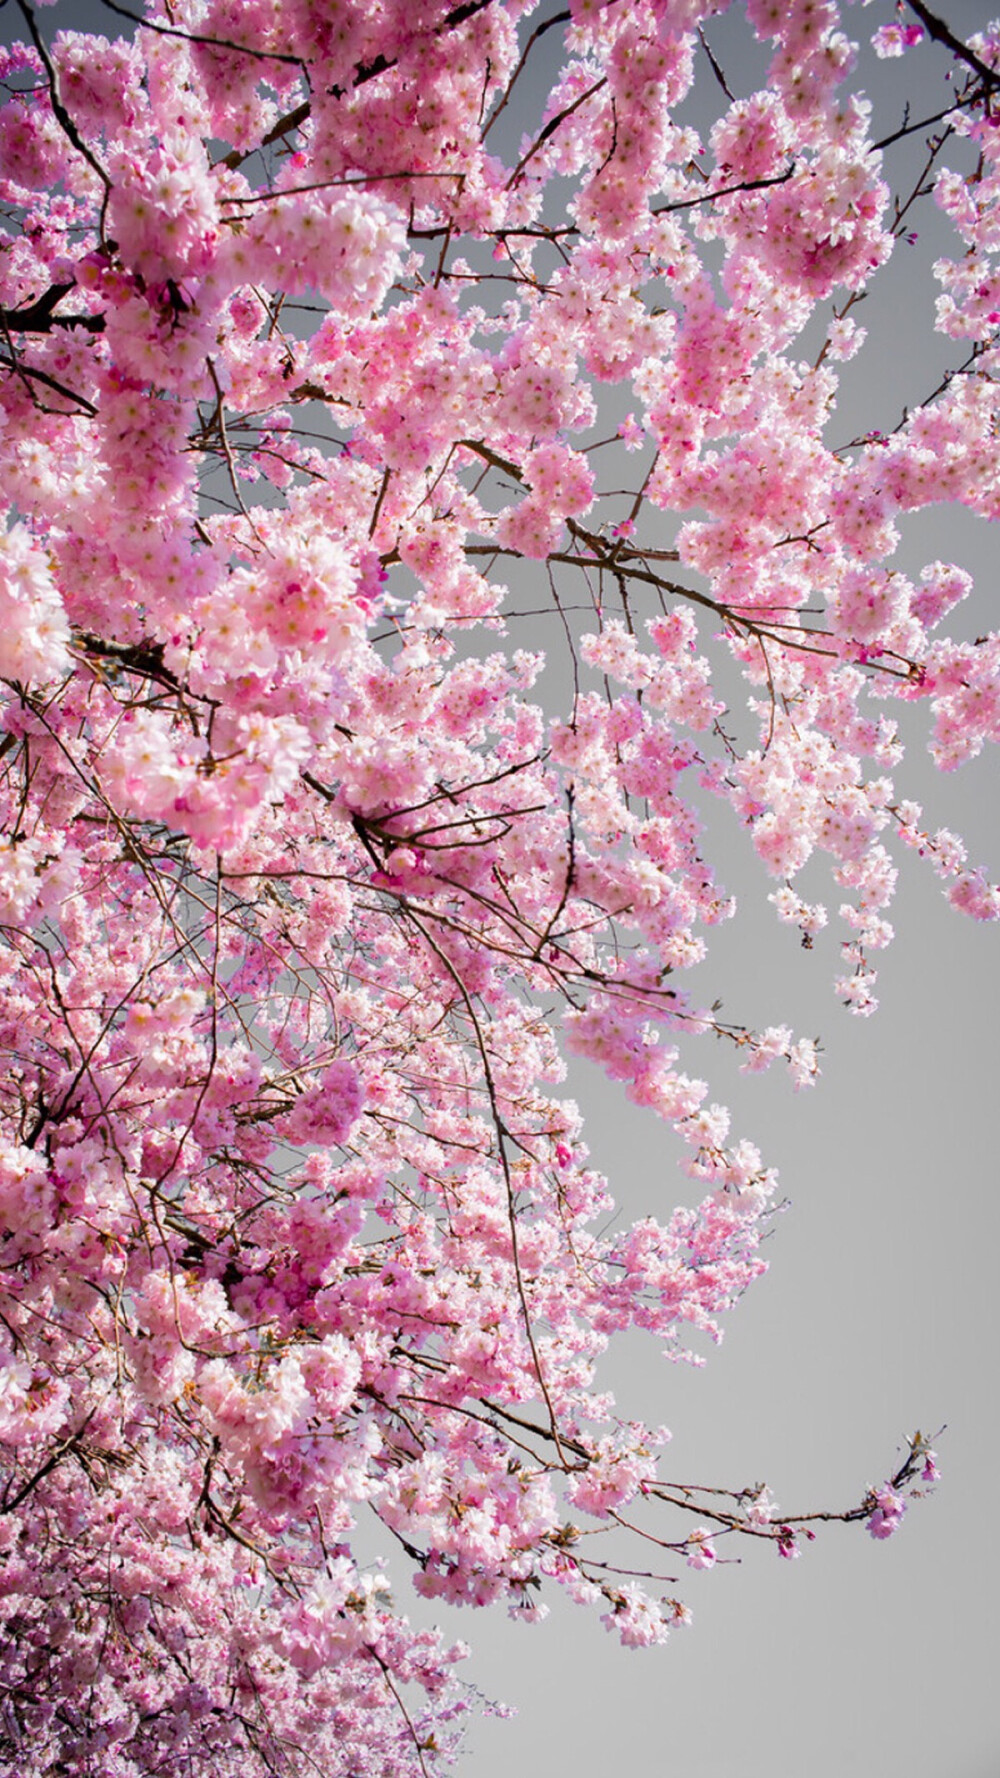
[0,0,994,1770]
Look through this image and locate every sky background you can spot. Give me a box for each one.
[2,3,998,1774]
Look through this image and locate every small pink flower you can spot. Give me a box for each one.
[867,1486,906,1540]
[776,1526,799,1560]
[685,1528,717,1570]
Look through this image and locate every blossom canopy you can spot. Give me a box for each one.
[0,0,991,1773]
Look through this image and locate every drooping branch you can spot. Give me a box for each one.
[904,0,1000,89]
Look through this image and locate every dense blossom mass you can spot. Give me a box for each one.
[0,0,994,1770]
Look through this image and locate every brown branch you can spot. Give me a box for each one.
[0,351,97,415]
[222,0,499,170]
[873,100,969,151]
[0,284,105,336]
[76,635,179,692]
[2,1408,98,1514]
[13,0,110,190]
[697,26,734,102]
[652,161,796,217]
[97,0,306,65]
[482,9,571,141]
[400,905,571,1466]
[904,0,1000,88]
[506,77,607,189]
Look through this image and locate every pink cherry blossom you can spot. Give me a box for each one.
[867,1485,907,1540]
[0,1,993,1772]
[685,1528,718,1570]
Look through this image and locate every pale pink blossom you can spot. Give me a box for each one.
[0,4,990,1770]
